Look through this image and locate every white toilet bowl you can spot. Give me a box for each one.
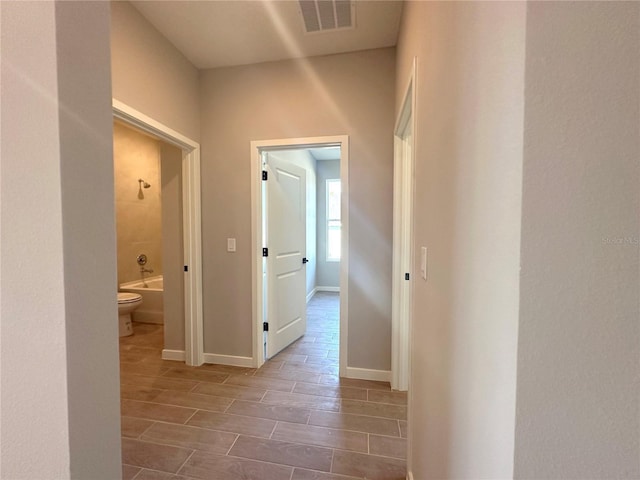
[117,292,142,337]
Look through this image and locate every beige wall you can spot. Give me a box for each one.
[161,144,185,351]
[397,2,525,478]
[514,2,640,478]
[1,1,121,477]
[200,48,395,369]
[111,1,200,142]
[113,122,163,284]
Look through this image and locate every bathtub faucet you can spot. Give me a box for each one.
[140,267,154,274]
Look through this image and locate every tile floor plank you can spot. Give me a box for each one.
[308,411,400,437]
[141,422,237,454]
[340,399,407,420]
[272,422,368,453]
[226,399,311,424]
[369,435,407,459]
[120,293,407,479]
[262,391,341,412]
[186,410,277,438]
[178,451,293,480]
[152,390,233,412]
[291,469,363,480]
[121,438,193,474]
[191,382,267,401]
[331,450,406,480]
[121,416,155,438]
[228,435,333,472]
[121,399,197,424]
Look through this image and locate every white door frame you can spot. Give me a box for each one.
[251,136,350,372]
[113,99,204,366]
[392,59,417,391]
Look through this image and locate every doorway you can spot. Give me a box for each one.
[392,59,416,391]
[113,100,203,366]
[251,136,350,374]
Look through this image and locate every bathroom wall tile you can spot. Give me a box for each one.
[114,122,164,284]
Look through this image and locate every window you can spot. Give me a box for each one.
[326,179,341,261]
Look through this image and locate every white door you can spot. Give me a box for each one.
[264,153,307,358]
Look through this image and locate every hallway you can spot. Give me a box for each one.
[120,292,407,480]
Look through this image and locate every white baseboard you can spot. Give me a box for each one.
[203,353,254,368]
[345,366,391,383]
[162,349,185,361]
[316,286,340,292]
[306,287,317,303]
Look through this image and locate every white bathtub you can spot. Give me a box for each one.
[119,275,163,324]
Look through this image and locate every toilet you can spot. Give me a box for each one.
[117,292,142,337]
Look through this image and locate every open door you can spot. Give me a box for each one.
[264,153,307,358]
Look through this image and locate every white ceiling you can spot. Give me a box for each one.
[130,0,404,69]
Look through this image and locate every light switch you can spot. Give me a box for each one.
[227,238,236,252]
[420,246,428,280]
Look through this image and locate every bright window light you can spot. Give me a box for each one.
[326,179,341,261]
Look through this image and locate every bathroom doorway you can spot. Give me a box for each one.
[113,100,203,366]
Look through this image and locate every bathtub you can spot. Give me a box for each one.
[119,275,163,324]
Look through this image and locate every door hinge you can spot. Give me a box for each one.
[184,265,189,272]
[263,247,268,257]
[262,170,268,181]
[405,272,410,280]
[263,322,269,332]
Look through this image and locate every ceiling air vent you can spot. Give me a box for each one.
[298,0,355,34]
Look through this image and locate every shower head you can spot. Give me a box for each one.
[138,178,151,188]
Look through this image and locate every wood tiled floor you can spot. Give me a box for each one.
[120,292,407,480]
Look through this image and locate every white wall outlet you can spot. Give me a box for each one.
[227,238,236,252]
[420,246,428,280]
